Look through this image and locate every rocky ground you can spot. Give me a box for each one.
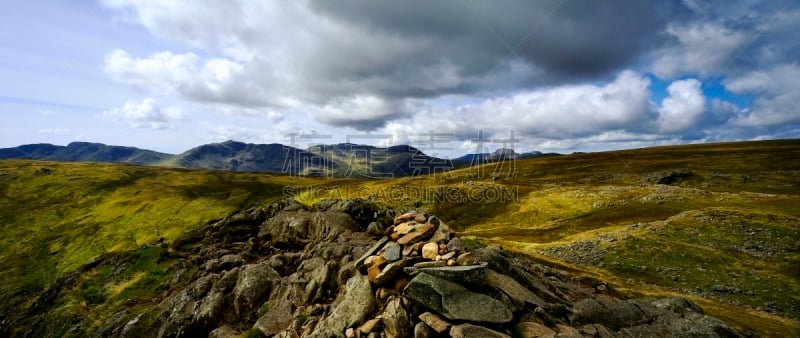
[5,199,748,337]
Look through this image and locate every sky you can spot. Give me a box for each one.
[1,0,799,157]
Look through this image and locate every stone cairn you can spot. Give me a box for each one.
[352,211,518,338]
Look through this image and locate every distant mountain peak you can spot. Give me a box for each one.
[0,140,554,176]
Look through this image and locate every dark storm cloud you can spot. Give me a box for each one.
[308,0,680,88]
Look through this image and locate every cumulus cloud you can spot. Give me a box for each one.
[103,50,270,107]
[657,79,706,133]
[102,98,183,129]
[725,63,800,126]
[650,23,748,78]
[378,70,654,143]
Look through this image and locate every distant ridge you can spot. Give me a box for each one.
[453,147,555,164]
[0,140,539,177]
[0,142,171,165]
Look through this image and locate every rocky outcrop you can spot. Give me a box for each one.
[5,199,747,338]
[403,272,513,323]
[642,168,694,185]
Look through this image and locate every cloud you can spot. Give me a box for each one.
[379,70,655,144]
[103,49,269,107]
[650,23,748,78]
[102,98,183,129]
[657,79,706,133]
[311,95,413,130]
[650,1,800,79]
[725,63,800,127]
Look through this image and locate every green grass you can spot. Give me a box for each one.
[258,302,270,317]
[0,160,337,321]
[1,139,799,337]
[242,328,262,338]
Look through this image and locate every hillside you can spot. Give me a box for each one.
[0,140,798,336]
[0,141,458,178]
[0,142,171,165]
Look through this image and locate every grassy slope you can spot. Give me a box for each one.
[0,139,798,336]
[0,160,346,321]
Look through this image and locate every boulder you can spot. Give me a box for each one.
[455,252,480,266]
[421,242,439,260]
[382,242,402,262]
[233,263,280,320]
[259,210,360,244]
[402,273,513,323]
[316,198,381,226]
[394,221,418,235]
[555,324,583,338]
[394,212,417,225]
[398,223,435,245]
[253,299,295,337]
[655,311,743,337]
[417,264,488,288]
[197,267,240,329]
[446,238,463,252]
[354,236,389,273]
[414,261,447,268]
[569,297,649,330]
[514,322,556,338]
[418,312,452,333]
[367,263,384,283]
[217,254,244,271]
[472,246,511,274]
[156,274,218,338]
[374,259,409,286]
[429,221,450,243]
[486,269,546,308]
[303,260,339,303]
[309,274,376,337]
[652,297,704,315]
[439,251,456,261]
[383,298,413,338]
[508,266,565,304]
[449,323,511,338]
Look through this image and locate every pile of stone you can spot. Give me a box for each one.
[357,212,470,286]
[351,211,530,338]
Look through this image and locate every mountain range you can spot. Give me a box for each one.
[0,141,553,177]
